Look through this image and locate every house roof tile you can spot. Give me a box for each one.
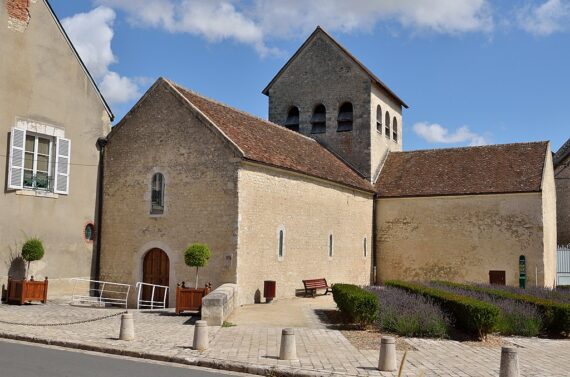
[168,80,374,193]
[376,142,548,198]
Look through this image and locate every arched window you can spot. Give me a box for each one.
[151,173,165,215]
[310,104,326,134]
[384,112,390,138]
[376,105,382,133]
[337,102,353,132]
[284,106,300,132]
[84,223,96,243]
[392,117,398,142]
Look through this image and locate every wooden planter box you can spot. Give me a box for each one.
[7,277,48,305]
[175,282,211,314]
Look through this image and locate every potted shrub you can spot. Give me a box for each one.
[7,238,48,305]
[176,243,212,314]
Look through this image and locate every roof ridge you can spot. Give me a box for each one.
[392,141,549,154]
[164,78,320,144]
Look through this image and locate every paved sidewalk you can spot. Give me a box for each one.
[0,301,568,377]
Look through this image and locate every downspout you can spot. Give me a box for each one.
[372,193,378,285]
[94,137,107,281]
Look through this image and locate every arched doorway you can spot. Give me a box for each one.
[142,248,170,306]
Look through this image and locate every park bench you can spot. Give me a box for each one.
[302,278,331,297]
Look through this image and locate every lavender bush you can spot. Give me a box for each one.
[478,284,570,305]
[367,286,450,337]
[431,283,542,336]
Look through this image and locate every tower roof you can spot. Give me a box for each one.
[262,26,408,109]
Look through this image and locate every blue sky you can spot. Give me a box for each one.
[50,0,569,152]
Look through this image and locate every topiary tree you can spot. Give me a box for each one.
[184,243,211,288]
[21,238,44,278]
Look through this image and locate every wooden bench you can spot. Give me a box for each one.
[302,278,330,297]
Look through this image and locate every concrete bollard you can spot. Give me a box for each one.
[193,320,209,351]
[499,346,519,377]
[119,312,135,341]
[378,336,397,371]
[279,328,297,360]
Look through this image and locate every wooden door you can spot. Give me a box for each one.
[142,248,170,306]
[489,270,506,285]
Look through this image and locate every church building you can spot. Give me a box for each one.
[99,27,556,306]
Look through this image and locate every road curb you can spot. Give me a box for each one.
[0,332,343,377]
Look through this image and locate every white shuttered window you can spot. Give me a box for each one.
[54,137,71,194]
[8,127,26,190]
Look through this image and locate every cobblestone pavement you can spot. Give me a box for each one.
[0,301,568,377]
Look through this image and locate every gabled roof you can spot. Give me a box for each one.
[554,138,570,167]
[44,0,114,120]
[163,79,374,193]
[376,142,549,198]
[262,26,408,109]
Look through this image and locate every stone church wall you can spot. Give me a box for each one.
[236,162,374,305]
[376,192,555,287]
[100,83,241,307]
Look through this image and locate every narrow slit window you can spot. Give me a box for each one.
[328,234,333,258]
[151,173,165,215]
[284,107,300,132]
[376,105,382,133]
[310,104,326,134]
[364,237,367,257]
[278,229,284,259]
[337,102,353,132]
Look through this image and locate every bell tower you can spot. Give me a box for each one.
[263,26,407,181]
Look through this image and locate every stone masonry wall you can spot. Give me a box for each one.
[370,85,403,179]
[267,32,374,179]
[236,162,374,305]
[376,193,551,287]
[541,148,557,286]
[100,82,240,307]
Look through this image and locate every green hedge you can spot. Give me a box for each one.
[385,280,500,338]
[332,284,379,327]
[435,281,570,335]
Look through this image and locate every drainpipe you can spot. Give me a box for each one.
[372,193,378,285]
[94,137,107,282]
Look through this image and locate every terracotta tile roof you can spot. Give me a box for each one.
[167,80,374,193]
[376,142,548,198]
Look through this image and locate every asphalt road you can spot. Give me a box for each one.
[0,339,249,377]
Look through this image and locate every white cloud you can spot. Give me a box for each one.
[97,0,493,57]
[254,0,493,38]
[413,122,489,146]
[99,72,141,104]
[62,6,141,104]
[517,0,570,36]
[96,0,278,57]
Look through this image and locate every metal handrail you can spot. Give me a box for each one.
[71,278,131,308]
[135,282,169,310]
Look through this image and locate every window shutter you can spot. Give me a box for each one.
[8,127,26,190]
[54,137,71,194]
